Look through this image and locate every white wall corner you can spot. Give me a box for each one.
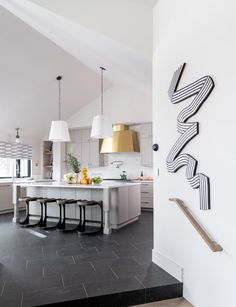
[152,248,183,282]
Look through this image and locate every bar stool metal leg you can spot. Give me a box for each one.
[23,200,44,228]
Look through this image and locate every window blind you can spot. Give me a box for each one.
[0,142,32,160]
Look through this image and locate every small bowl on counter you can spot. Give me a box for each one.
[91,176,103,185]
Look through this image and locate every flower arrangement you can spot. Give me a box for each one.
[63,172,76,183]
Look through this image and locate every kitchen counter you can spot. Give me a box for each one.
[13,181,140,189]
[13,181,141,234]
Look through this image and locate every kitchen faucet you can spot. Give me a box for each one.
[110,161,124,168]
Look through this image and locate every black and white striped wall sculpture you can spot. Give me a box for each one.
[166,63,214,210]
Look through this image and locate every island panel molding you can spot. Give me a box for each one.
[166,63,214,210]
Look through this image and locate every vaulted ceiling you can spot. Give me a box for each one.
[0,0,154,140]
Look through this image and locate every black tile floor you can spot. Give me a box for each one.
[0,212,182,307]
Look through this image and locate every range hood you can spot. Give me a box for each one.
[100,124,140,153]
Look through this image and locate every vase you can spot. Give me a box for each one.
[74,173,80,184]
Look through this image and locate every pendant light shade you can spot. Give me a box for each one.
[49,121,70,142]
[49,76,70,142]
[91,114,113,139]
[91,67,113,139]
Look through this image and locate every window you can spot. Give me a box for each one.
[0,158,31,178]
[0,159,13,178]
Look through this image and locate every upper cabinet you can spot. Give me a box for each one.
[140,123,153,167]
[66,128,102,168]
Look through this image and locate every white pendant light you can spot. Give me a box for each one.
[91,67,113,139]
[49,76,70,142]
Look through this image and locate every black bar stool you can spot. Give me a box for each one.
[56,199,78,231]
[78,200,103,235]
[37,198,57,228]
[18,197,38,226]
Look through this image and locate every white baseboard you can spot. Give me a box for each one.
[152,248,183,282]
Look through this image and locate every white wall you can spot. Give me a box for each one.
[153,1,236,307]
[68,85,152,129]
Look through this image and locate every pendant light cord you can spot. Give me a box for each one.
[100,67,105,115]
[57,76,62,120]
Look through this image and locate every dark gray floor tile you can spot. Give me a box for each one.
[3,275,63,296]
[136,270,180,288]
[62,264,117,286]
[133,253,152,265]
[105,257,140,268]
[74,251,117,263]
[0,293,22,307]
[27,255,74,268]
[111,262,163,279]
[43,262,93,277]
[57,246,98,257]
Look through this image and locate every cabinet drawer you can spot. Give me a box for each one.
[141,189,153,198]
[141,182,153,188]
[141,197,153,208]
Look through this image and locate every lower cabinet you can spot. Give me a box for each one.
[0,184,13,212]
[141,181,153,209]
[110,185,141,227]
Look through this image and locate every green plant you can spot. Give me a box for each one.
[67,153,81,174]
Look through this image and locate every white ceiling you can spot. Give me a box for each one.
[0,6,110,139]
[29,0,154,57]
[0,0,153,140]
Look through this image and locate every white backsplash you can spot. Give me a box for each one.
[88,152,153,180]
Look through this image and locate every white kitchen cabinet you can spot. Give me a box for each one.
[140,181,153,209]
[89,141,100,168]
[81,142,90,167]
[128,185,141,219]
[82,128,91,142]
[66,128,101,169]
[0,184,13,212]
[141,123,152,138]
[140,123,153,167]
[141,137,153,167]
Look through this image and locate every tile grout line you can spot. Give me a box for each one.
[134,275,145,289]
[0,282,5,296]
[130,242,139,250]
[90,261,96,271]
[60,273,65,288]
[132,255,141,265]
[82,282,89,298]
[94,246,101,254]
[20,291,24,307]
[109,266,119,280]
[112,251,119,259]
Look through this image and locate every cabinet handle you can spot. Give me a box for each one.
[141,202,150,204]
[141,192,149,194]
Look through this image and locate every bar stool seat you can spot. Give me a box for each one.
[78,200,103,235]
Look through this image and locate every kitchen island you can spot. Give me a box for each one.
[13,181,141,234]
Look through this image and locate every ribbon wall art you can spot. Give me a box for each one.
[166,63,214,210]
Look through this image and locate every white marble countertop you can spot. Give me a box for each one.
[13,180,140,189]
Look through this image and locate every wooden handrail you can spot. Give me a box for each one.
[169,198,223,252]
